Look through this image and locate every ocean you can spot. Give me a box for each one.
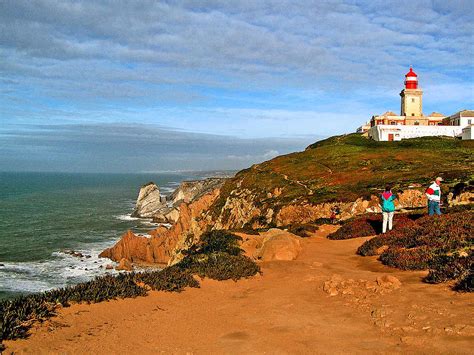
[0,171,219,300]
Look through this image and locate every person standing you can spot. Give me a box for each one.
[426,177,443,216]
[381,185,397,233]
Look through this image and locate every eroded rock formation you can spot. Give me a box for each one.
[171,178,226,204]
[131,182,164,218]
[100,188,220,265]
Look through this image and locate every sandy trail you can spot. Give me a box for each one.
[5,226,473,354]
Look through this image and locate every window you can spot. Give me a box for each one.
[468,119,472,125]
[411,98,415,103]
[390,121,396,125]
[414,121,420,125]
[412,113,415,116]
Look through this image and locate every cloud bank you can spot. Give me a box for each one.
[0,0,472,172]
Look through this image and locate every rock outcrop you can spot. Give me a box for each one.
[150,177,227,224]
[100,188,221,265]
[171,178,227,204]
[131,182,164,218]
[256,229,302,261]
[116,258,133,271]
[237,229,302,262]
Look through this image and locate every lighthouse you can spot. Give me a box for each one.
[400,67,423,117]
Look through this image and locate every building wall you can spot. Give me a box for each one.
[462,126,473,140]
[369,125,463,142]
[445,115,473,128]
[400,89,423,117]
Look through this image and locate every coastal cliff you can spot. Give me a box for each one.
[103,134,473,266]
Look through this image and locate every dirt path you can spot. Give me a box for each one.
[5,227,473,354]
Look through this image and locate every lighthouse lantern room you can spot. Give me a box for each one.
[400,67,423,117]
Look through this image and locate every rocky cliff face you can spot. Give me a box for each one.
[150,177,227,224]
[131,182,164,218]
[100,187,220,265]
[171,178,226,205]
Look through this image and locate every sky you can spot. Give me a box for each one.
[1,0,473,173]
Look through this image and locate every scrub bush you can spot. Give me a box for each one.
[356,211,473,291]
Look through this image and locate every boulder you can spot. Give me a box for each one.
[256,229,302,261]
[131,182,164,218]
[376,275,402,289]
[116,258,133,271]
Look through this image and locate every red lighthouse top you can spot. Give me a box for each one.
[404,67,418,89]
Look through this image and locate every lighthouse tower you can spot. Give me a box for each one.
[400,67,423,117]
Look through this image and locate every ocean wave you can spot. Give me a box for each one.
[0,241,119,295]
[114,214,140,221]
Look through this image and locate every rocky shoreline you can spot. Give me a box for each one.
[99,175,473,270]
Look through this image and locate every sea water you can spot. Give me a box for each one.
[0,171,219,300]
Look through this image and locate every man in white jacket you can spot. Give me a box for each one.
[425,177,443,216]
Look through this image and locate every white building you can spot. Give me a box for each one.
[356,121,371,134]
[363,68,473,141]
[369,125,463,142]
[443,110,474,128]
[462,125,474,140]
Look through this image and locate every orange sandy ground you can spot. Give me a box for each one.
[5,226,473,354]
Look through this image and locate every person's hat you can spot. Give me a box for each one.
[435,177,443,182]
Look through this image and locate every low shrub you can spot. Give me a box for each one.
[425,252,472,284]
[454,272,473,292]
[356,211,473,291]
[379,246,432,270]
[184,230,243,256]
[135,266,199,292]
[287,224,319,238]
[178,252,261,281]
[327,213,417,240]
[178,230,261,281]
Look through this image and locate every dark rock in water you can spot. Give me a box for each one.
[64,250,84,258]
[0,263,5,266]
[85,255,91,258]
[105,264,114,270]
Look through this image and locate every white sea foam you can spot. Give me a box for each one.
[0,241,119,294]
[115,214,140,221]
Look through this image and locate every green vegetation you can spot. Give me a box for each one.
[0,230,260,346]
[210,134,473,224]
[178,230,261,281]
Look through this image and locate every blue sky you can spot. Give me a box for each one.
[1,0,473,172]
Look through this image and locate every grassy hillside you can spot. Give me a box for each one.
[212,134,474,214]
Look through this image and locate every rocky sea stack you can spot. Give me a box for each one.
[131,182,164,218]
